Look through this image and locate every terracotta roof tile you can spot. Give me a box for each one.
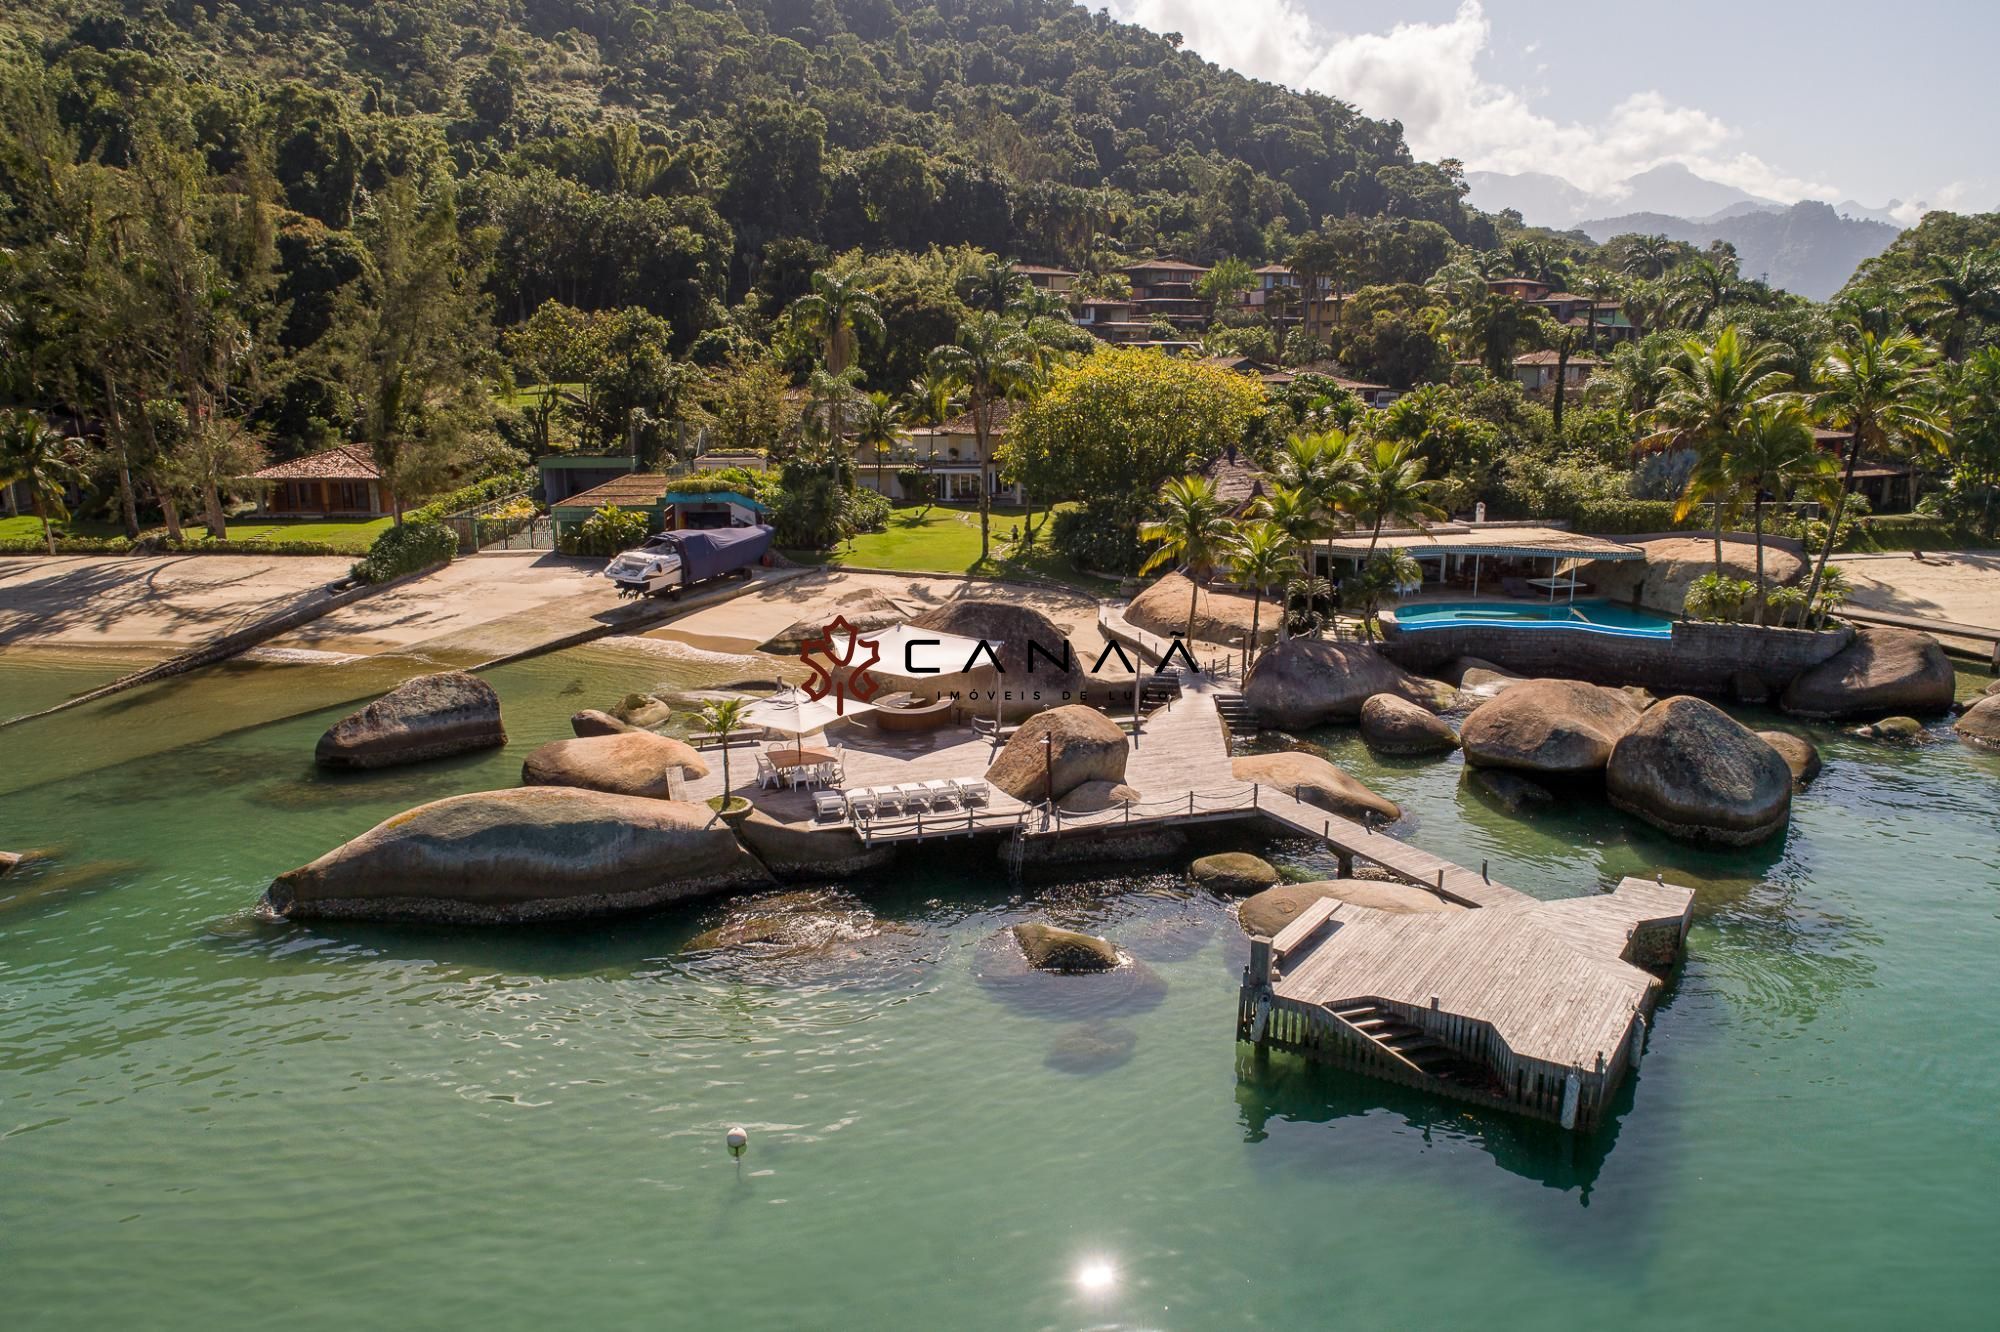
[249,444,380,481]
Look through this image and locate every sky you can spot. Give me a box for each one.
[1102,0,1997,221]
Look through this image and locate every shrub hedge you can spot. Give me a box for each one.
[408,469,535,524]
[350,521,456,583]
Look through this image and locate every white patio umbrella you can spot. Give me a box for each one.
[741,685,875,759]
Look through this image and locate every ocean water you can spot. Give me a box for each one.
[2,648,1997,1329]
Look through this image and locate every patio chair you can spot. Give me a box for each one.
[755,753,780,790]
[846,788,879,820]
[952,778,991,805]
[891,782,930,811]
[919,779,958,807]
[813,789,847,821]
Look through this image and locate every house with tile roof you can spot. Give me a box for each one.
[246,445,393,518]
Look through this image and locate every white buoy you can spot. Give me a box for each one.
[725,1125,748,1160]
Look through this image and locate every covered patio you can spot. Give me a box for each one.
[1319,525,1645,603]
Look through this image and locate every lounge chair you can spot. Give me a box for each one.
[952,778,991,805]
[891,782,930,811]
[846,788,879,819]
[919,779,958,807]
[813,789,847,821]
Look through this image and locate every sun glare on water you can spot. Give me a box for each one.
[1076,1258,1117,1293]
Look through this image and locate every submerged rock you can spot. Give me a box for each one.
[521,731,710,799]
[1955,694,2000,749]
[314,671,505,770]
[1460,678,1641,775]
[986,705,1128,803]
[1605,696,1793,845]
[1013,921,1121,972]
[1241,637,1452,729]
[262,787,771,923]
[1851,715,1930,743]
[570,708,633,738]
[1188,852,1280,894]
[1757,730,1823,786]
[612,692,673,728]
[1468,768,1555,814]
[1045,1024,1139,1075]
[685,889,887,954]
[0,851,21,878]
[1780,627,1954,720]
[1359,692,1460,754]
[1232,752,1401,824]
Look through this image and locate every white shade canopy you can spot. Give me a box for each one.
[831,622,999,682]
[740,685,873,737]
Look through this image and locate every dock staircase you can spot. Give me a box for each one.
[1211,688,1257,738]
[1140,670,1182,709]
[1326,1000,1496,1092]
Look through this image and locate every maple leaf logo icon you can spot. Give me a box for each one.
[798,614,883,714]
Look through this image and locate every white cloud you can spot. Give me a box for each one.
[1109,0,1840,202]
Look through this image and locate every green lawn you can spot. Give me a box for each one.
[798,503,1120,593]
[0,513,390,552]
[0,515,127,543]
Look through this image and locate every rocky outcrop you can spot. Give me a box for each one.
[1013,921,1121,972]
[262,788,771,922]
[1056,780,1142,814]
[612,693,672,728]
[521,731,709,799]
[1606,697,1793,845]
[1242,638,1453,729]
[570,709,633,738]
[1468,768,1554,813]
[909,599,1087,719]
[1125,571,1270,647]
[1590,536,1804,615]
[1232,752,1400,823]
[1955,694,2000,749]
[1459,679,1641,775]
[1238,880,1455,935]
[1780,627,1955,720]
[314,671,506,769]
[1452,656,1522,699]
[985,705,1127,802]
[1359,693,1460,754]
[1757,730,1823,786]
[1188,852,1279,894]
[1850,715,1929,743]
[734,808,894,879]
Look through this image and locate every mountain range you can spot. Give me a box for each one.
[1466,164,1908,299]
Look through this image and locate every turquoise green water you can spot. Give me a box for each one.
[3,648,1998,1329]
[1394,598,1675,637]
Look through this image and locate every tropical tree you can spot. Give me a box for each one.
[928,312,1037,561]
[956,255,1023,314]
[1343,548,1423,641]
[1618,234,1682,281]
[1254,481,1323,584]
[905,369,962,427]
[853,390,906,497]
[698,697,753,809]
[1225,519,1297,667]
[1664,251,1759,330]
[1801,330,1946,610]
[1138,475,1235,643]
[0,410,84,554]
[1902,250,2000,361]
[1445,289,1554,377]
[1196,257,1255,308]
[1266,429,1353,581]
[1643,326,1792,574]
[1263,282,1300,357]
[791,270,885,375]
[1721,398,1839,613]
[1340,437,1449,557]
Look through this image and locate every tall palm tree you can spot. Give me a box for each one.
[1725,397,1840,615]
[0,410,85,555]
[1340,437,1448,558]
[791,271,885,375]
[957,255,1023,314]
[1267,429,1354,587]
[697,697,753,810]
[928,312,1037,562]
[802,364,864,446]
[1802,330,1946,611]
[1225,519,1297,668]
[904,369,963,427]
[1642,326,1792,574]
[1620,234,1681,281]
[1902,250,2000,362]
[853,391,906,498]
[1263,282,1300,358]
[1139,475,1234,644]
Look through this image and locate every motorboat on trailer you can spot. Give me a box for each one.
[602,524,774,598]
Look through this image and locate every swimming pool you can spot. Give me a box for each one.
[1388,598,1675,638]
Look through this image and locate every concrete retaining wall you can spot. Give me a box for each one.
[1381,617,1853,696]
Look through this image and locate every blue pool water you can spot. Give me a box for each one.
[1391,598,1675,638]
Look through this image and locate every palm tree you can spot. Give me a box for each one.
[1724,397,1840,615]
[698,697,753,810]
[1664,252,1757,330]
[802,364,864,446]
[1139,475,1235,644]
[791,271,885,375]
[1801,330,1946,611]
[1340,437,1448,558]
[1225,519,1296,669]
[1642,326,1792,574]
[957,255,1024,314]
[1620,234,1681,281]
[853,391,906,498]
[904,369,963,428]
[1263,282,1300,358]
[1267,430,1354,591]
[1344,548,1423,641]
[0,410,85,555]
[1902,251,2000,362]
[928,312,1037,562]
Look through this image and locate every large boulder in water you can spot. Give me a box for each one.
[1780,627,1954,720]
[1606,696,1793,845]
[1125,572,1269,648]
[1756,730,1823,786]
[1013,922,1120,972]
[1241,638,1452,729]
[1359,693,1459,754]
[1460,678,1641,775]
[314,671,505,769]
[521,731,709,799]
[261,788,771,922]
[1232,752,1400,823]
[986,705,1127,802]
[570,709,632,738]
[908,598,1086,719]
[1188,852,1279,894]
[734,807,894,880]
[1589,536,1804,614]
[1238,880,1455,935]
[1954,694,2000,750]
